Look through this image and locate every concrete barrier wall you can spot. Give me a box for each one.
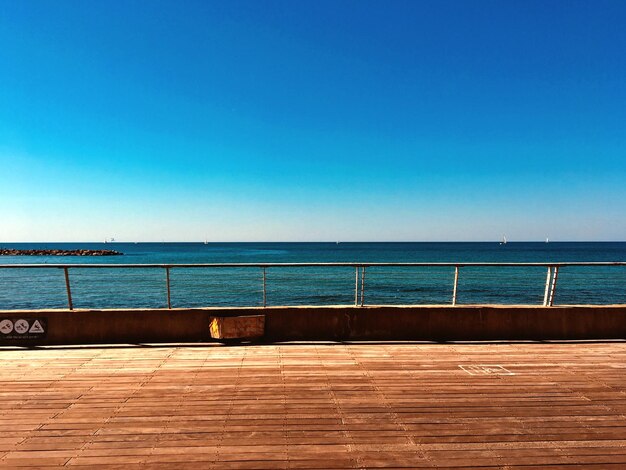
[1,305,626,346]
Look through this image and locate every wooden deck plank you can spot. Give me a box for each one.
[1,342,626,468]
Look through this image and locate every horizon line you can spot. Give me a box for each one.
[2,240,626,244]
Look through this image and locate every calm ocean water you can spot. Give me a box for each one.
[1,242,625,310]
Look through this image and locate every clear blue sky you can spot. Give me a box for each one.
[1,0,625,241]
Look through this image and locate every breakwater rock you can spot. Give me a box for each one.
[0,249,123,256]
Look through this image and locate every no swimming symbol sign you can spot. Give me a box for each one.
[0,318,47,341]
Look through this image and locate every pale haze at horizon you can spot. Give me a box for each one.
[1,1,625,242]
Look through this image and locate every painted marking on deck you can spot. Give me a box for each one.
[459,364,515,375]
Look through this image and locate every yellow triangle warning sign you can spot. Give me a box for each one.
[29,320,45,334]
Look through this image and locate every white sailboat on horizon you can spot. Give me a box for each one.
[500,235,507,245]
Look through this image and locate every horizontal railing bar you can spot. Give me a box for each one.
[0,262,625,269]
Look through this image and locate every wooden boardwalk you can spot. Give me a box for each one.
[2,341,626,469]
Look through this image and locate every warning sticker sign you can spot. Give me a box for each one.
[29,320,45,334]
[0,319,13,334]
[14,319,29,334]
[0,318,47,341]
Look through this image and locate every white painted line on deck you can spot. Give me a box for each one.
[459,364,515,375]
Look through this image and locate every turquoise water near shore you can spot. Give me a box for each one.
[1,242,625,309]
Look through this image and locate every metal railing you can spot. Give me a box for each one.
[1,262,625,310]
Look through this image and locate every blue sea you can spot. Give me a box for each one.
[1,242,625,310]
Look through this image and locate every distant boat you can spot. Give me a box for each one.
[546,237,550,243]
[499,235,507,245]
[204,239,209,245]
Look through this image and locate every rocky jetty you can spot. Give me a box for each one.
[0,249,123,256]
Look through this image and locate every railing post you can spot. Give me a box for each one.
[543,266,552,306]
[63,267,73,311]
[452,266,459,306]
[354,266,359,306]
[165,267,171,309]
[262,267,267,307]
[548,266,559,307]
[360,266,366,307]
